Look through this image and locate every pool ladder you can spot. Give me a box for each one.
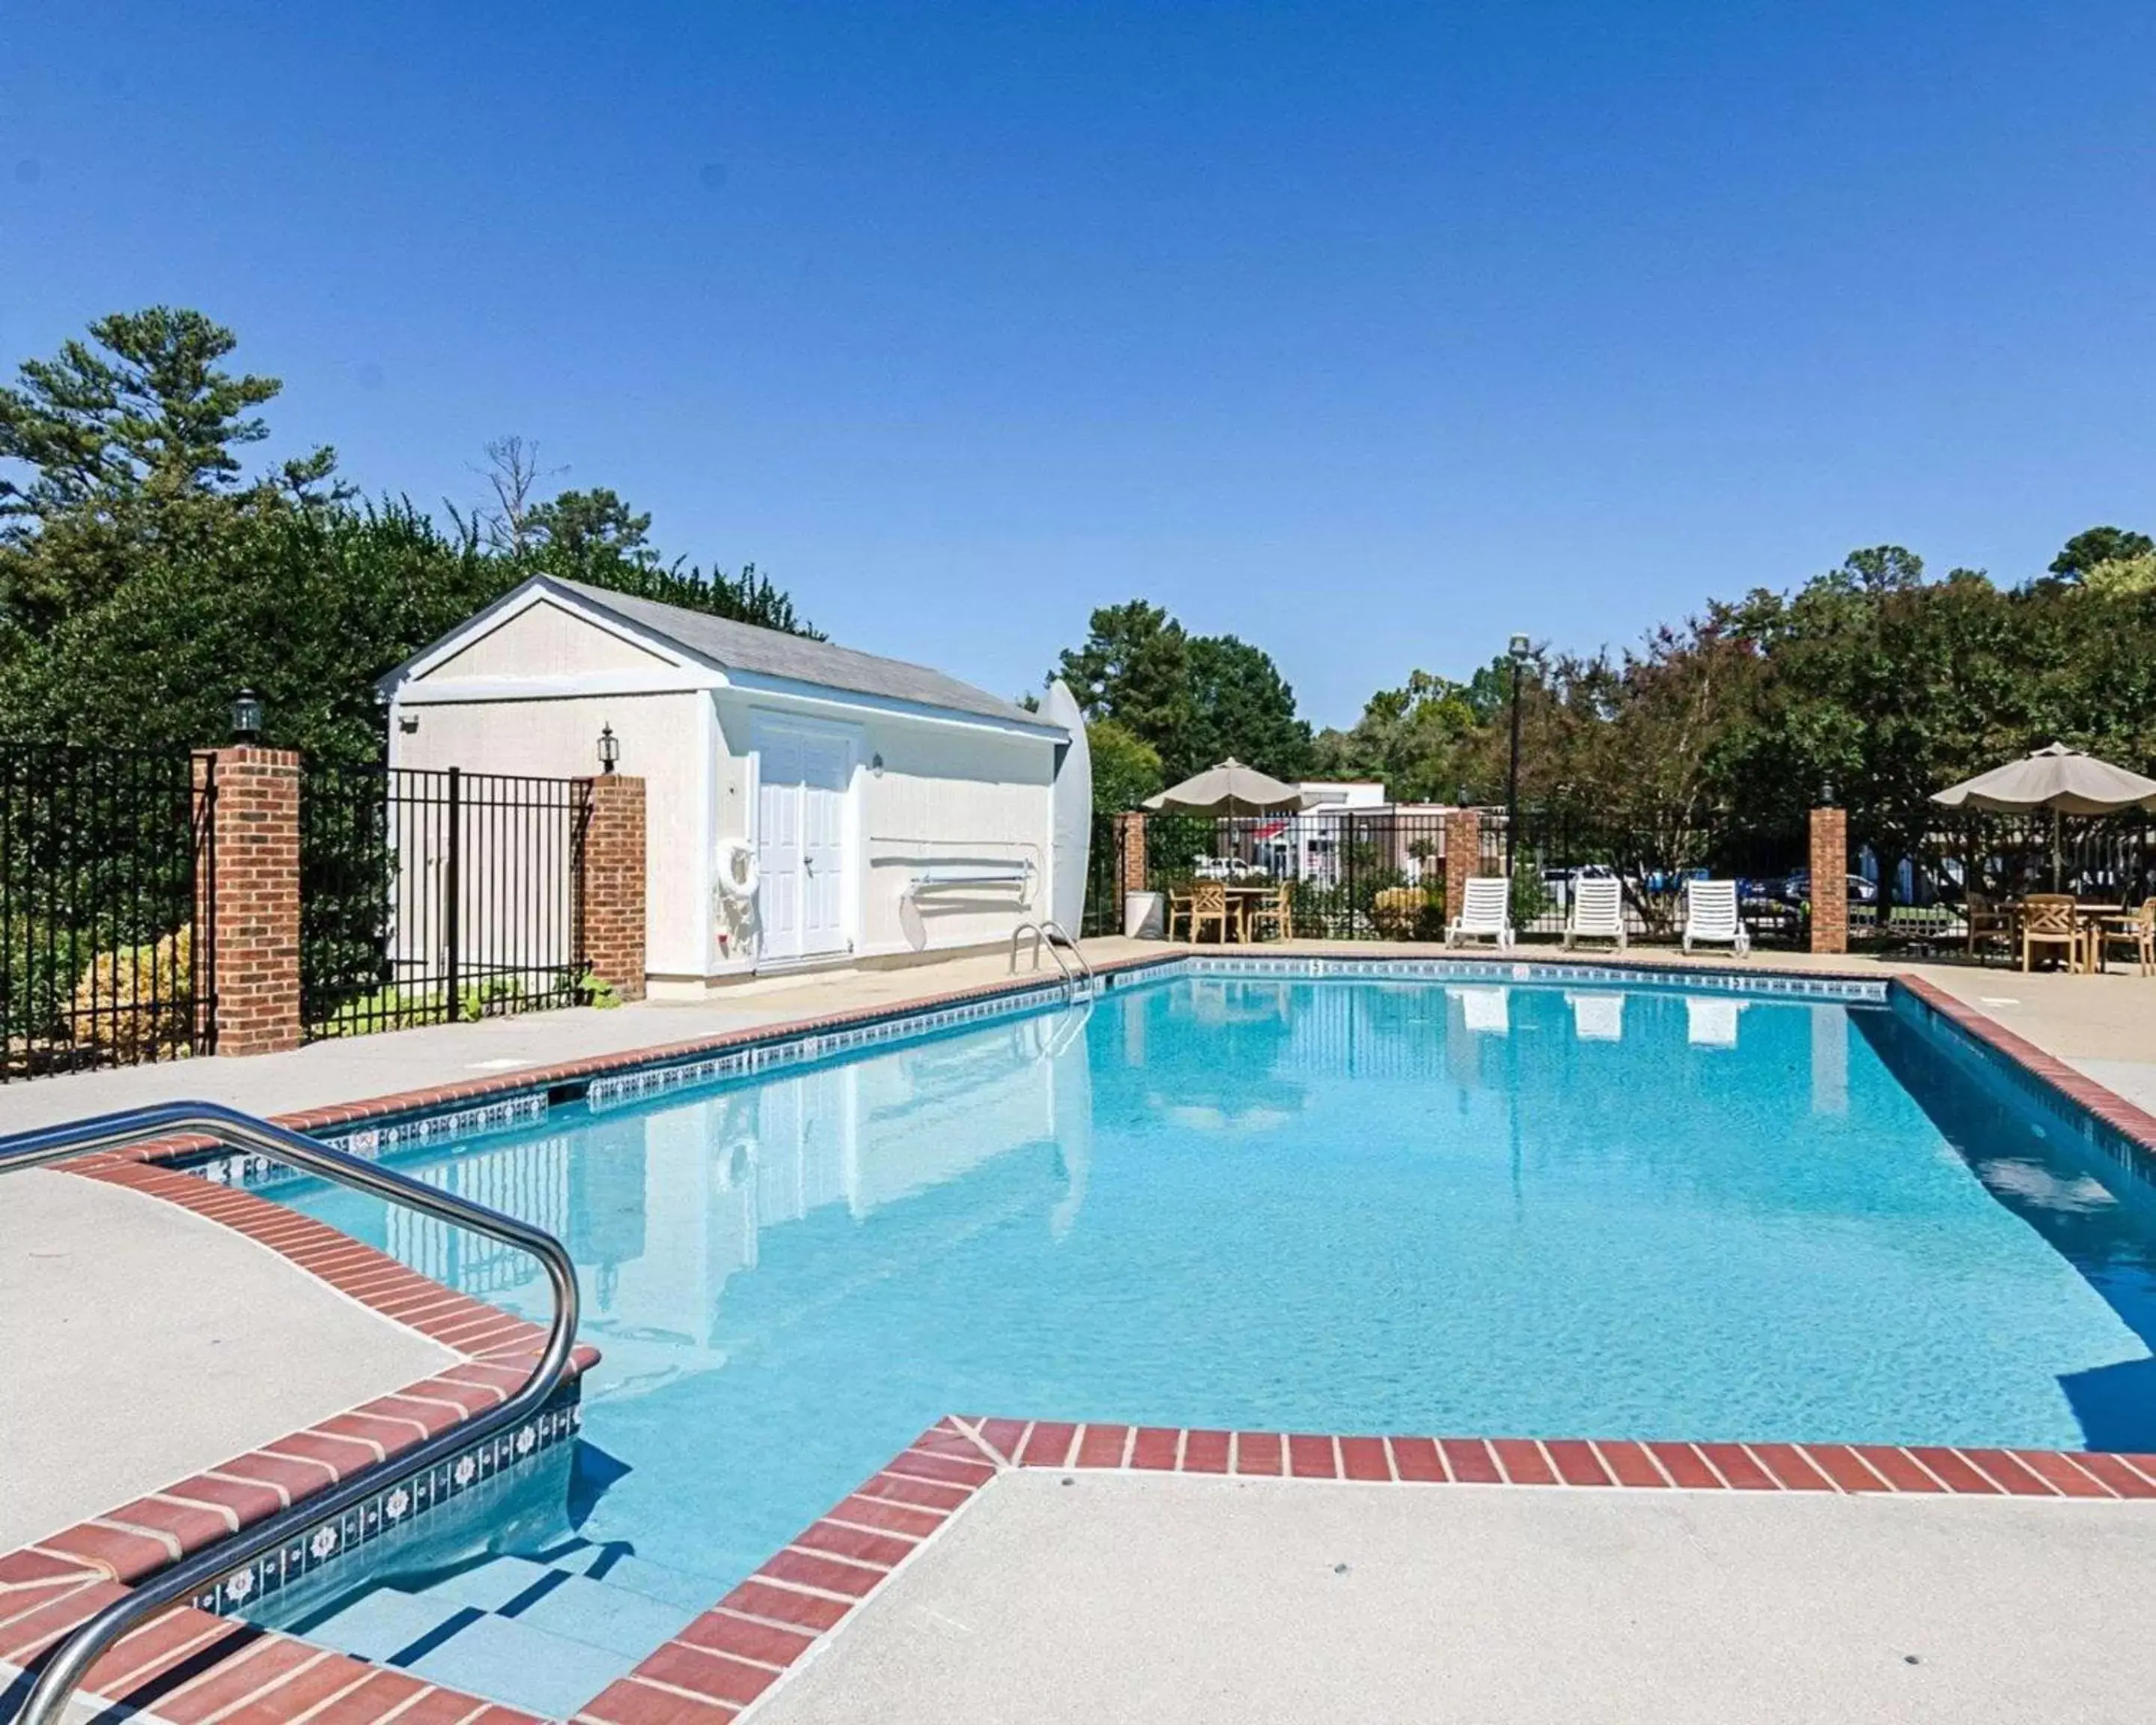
[0,1101,581,1725]
[1011,919,1097,1002]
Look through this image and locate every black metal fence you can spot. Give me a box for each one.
[0,744,216,1080]
[1094,806,1811,946]
[1906,813,2156,908]
[1129,809,1455,939]
[302,765,589,1039]
[1081,815,1126,938]
[1498,809,1812,946]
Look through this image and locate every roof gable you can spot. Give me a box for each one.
[546,578,1059,732]
[383,574,1064,737]
[418,596,675,681]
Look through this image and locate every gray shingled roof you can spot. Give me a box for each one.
[532,576,1062,733]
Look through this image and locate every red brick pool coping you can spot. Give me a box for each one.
[1,1157,598,1725]
[1896,973,2156,1150]
[570,1417,2156,1724]
[11,949,2156,1724]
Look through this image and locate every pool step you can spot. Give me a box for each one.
[293,1547,712,1720]
[559,1548,728,1612]
[395,1610,634,1721]
[510,1572,701,1658]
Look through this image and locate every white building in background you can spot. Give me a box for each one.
[1237,779,1461,888]
[377,574,1087,994]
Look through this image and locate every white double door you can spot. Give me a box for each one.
[754,719,853,964]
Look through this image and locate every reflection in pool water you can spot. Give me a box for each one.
[289,976,2156,1595]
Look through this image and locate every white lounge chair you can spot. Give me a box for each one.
[1681,879,1750,956]
[1446,876,1514,950]
[1563,877,1627,952]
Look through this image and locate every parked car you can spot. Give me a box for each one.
[1771,870,1878,906]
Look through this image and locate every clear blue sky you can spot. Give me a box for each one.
[6,1,2153,727]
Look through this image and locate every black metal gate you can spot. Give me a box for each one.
[0,744,216,1080]
[302,765,589,1039]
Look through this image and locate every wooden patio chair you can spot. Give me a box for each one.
[1964,894,2015,964]
[1246,883,1293,943]
[2095,898,2156,977]
[2019,893,2083,973]
[1189,880,1234,943]
[1166,885,1196,941]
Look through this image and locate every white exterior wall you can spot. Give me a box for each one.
[389,586,1063,989]
[711,692,1056,967]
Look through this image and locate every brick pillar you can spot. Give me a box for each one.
[576,775,647,1002]
[1443,807,1482,921]
[1810,806,1848,955]
[1116,812,1148,894]
[199,746,302,1056]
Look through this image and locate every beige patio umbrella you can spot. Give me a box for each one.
[1142,758,1320,816]
[1931,743,2156,889]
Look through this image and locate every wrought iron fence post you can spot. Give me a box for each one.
[1346,810,1359,939]
[445,765,462,1022]
[196,755,218,1056]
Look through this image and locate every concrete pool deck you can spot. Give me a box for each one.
[746,1467,2156,1725]
[0,1170,457,1554]
[10,937,2156,1724]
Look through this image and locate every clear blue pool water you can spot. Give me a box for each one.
[287,973,2156,1604]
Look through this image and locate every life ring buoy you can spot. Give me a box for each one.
[715,838,760,901]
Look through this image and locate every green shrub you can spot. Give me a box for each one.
[71,925,194,1057]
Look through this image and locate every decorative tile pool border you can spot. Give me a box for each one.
[191,1093,553,1190]
[1896,976,2156,1191]
[1,1154,594,1725]
[188,1388,580,1620]
[1181,952,1890,1004]
[581,978,1082,1113]
[180,952,1893,1187]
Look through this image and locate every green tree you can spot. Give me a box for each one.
[2083,553,2156,597]
[0,308,821,753]
[1184,634,1314,781]
[0,499,502,767]
[1056,600,1196,754]
[1054,600,1310,782]
[1312,669,1479,801]
[1719,550,2022,897]
[528,487,655,565]
[1086,718,1163,812]
[518,481,820,636]
[0,308,340,634]
[2050,525,2154,581]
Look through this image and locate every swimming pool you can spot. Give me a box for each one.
[273,964,2156,1706]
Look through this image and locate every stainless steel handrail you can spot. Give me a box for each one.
[0,1101,581,1725]
[1036,921,1097,996]
[1009,921,1079,996]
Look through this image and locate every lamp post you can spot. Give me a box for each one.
[1505,633,1530,875]
[231,688,264,745]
